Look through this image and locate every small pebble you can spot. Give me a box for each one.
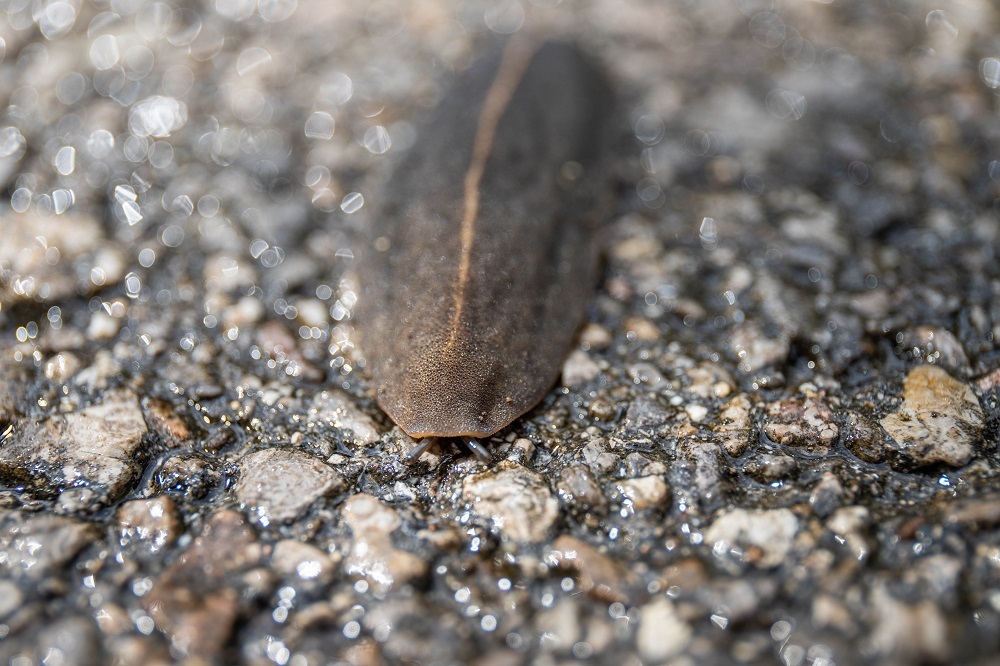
[546,534,638,603]
[713,394,754,457]
[307,390,381,446]
[562,349,601,388]
[236,449,346,524]
[764,396,839,453]
[0,388,149,505]
[117,496,182,560]
[462,462,559,543]
[880,365,984,469]
[340,494,428,592]
[704,508,799,568]
[636,596,692,662]
[615,475,670,511]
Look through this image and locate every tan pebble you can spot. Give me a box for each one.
[623,316,659,342]
[578,322,612,350]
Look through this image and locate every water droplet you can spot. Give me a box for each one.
[148,141,173,168]
[39,1,78,39]
[167,8,202,46]
[54,146,76,175]
[198,194,221,217]
[258,0,298,22]
[114,184,137,204]
[788,38,816,71]
[770,619,792,642]
[0,126,27,159]
[319,72,353,106]
[161,224,184,247]
[216,0,257,22]
[363,125,391,154]
[485,0,524,34]
[88,129,114,158]
[52,189,74,214]
[123,201,143,225]
[926,9,958,42]
[765,89,807,120]
[92,66,125,97]
[980,58,1000,89]
[304,165,330,189]
[340,192,364,214]
[123,45,155,80]
[749,12,785,48]
[848,161,870,185]
[129,95,188,138]
[123,134,149,162]
[343,620,360,639]
[700,216,718,249]
[56,72,87,105]
[125,272,142,298]
[636,177,663,208]
[634,113,665,145]
[11,187,31,212]
[189,23,225,61]
[305,111,335,140]
[170,195,194,216]
[135,2,174,41]
[237,47,272,76]
[90,34,120,70]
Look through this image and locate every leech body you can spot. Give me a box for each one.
[362,39,613,451]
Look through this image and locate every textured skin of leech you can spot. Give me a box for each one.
[362,39,612,441]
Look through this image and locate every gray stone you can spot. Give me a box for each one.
[236,448,346,524]
[880,365,984,468]
[866,584,948,662]
[562,349,601,388]
[0,388,148,504]
[35,616,102,666]
[271,539,337,586]
[546,535,638,603]
[0,511,98,580]
[636,596,692,663]
[744,453,798,484]
[117,496,182,560]
[556,463,608,516]
[615,475,670,511]
[714,394,754,457]
[340,493,428,593]
[764,395,839,453]
[462,461,559,543]
[729,322,790,371]
[705,508,799,568]
[143,510,263,664]
[0,211,124,304]
[307,390,381,446]
[0,578,24,618]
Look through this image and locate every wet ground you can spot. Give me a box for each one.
[1,0,1000,664]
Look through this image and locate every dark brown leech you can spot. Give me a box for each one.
[361,38,613,452]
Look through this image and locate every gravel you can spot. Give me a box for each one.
[1,0,999,663]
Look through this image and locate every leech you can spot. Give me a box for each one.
[462,437,492,462]
[360,42,612,443]
[407,438,436,463]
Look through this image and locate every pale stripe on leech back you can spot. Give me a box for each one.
[445,37,539,349]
